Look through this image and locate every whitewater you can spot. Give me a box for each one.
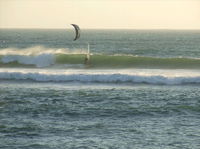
[1,68,200,85]
[1,46,200,69]
[1,46,200,85]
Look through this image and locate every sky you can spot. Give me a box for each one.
[0,0,200,29]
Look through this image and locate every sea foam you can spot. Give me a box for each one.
[0,69,200,85]
[1,54,55,67]
[0,46,87,67]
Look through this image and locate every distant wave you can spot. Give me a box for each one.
[1,70,200,85]
[1,46,200,69]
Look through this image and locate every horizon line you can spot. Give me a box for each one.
[0,27,200,30]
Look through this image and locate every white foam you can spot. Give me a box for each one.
[0,46,86,55]
[0,46,87,67]
[1,54,55,67]
[0,69,200,85]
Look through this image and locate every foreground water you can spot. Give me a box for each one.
[0,29,200,148]
[0,81,200,149]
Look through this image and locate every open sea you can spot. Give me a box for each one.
[0,29,200,149]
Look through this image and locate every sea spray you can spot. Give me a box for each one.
[0,46,87,67]
[1,54,55,67]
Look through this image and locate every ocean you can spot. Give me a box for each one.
[0,29,200,149]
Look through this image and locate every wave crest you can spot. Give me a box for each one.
[0,70,200,85]
[1,54,55,67]
[1,46,200,69]
[0,46,86,67]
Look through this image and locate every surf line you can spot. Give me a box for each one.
[71,24,91,66]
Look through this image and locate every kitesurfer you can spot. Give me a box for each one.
[71,24,91,65]
[84,56,90,65]
[84,43,90,65]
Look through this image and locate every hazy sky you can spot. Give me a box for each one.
[0,0,200,29]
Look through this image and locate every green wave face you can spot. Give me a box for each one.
[56,54,200,69]
[1,54,200,69]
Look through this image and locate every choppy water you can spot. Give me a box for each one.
[0,29,200,148]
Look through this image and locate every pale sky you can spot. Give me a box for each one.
[0,0,200,29]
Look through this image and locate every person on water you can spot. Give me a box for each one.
[84,43,90,65]
[84,54,90,65]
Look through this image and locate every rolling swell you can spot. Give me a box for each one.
[1,53,200,69]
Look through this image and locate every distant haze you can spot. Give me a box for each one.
[0,0,200,29]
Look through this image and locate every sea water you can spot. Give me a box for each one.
[0,29,200,149]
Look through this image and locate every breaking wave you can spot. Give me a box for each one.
[1,70,200,85]
[1,46,200,69]
[0,46,85,67]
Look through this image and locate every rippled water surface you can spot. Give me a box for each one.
[0,82,200,149]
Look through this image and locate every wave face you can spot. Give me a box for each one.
[1,69,200,85]
[1,47,200,69]
[56,54,200,69]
